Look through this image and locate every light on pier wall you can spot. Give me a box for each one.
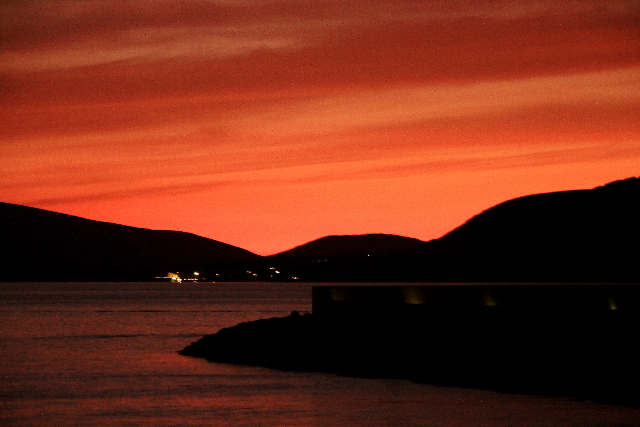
[403,287,428,305]
[482,292,498,307]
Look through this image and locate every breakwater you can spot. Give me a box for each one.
[181,283,640,405]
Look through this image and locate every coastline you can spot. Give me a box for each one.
[180,310,640,407]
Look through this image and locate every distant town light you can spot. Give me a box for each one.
[194,272,199,276]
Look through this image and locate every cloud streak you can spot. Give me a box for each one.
[1,25,303,71]
[226,68,640,138]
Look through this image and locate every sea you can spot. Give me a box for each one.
[1,282,639,427]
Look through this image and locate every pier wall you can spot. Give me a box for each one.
[312,284,640,317]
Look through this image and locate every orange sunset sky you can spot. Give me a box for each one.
[1,1,639,255]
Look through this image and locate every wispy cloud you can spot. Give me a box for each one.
[16,135,639,209]
[26,179,234,207]
[1,26,302,71]
[3,0,638,75]
[223,68,640,138]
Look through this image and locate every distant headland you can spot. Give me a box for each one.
[1,176,638,282]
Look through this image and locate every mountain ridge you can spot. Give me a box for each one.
[0,202,258,281]
[1,176,638,281]
[260,177,639,282]
[414,176,640,282]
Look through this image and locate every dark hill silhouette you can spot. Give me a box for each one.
[401,177,640,282]
[271,234,425,258]
[2,177,638,281]
[259,177,640,282]
[262,234,427,282]
[0,202,258,281]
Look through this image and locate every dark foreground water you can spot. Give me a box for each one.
[1,282,639,426]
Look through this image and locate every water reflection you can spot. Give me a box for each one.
[1,282,639,426]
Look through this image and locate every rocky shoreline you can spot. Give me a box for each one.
[179,310,640,406]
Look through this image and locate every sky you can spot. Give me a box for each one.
[1,0,639,255]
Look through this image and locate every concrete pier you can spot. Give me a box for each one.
[183,283,640,405]
[312,283,640,318]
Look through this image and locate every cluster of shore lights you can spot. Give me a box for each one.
[155,272,201,282]
[158,270,301,281]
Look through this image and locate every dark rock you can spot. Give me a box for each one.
[180,309,640,406]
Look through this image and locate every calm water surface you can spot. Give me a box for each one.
[1,282,639,426]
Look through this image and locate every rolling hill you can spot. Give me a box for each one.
[1,177,638,282]
[262,177,640,282]
[0,203,258,281]
[407,176,640,282]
